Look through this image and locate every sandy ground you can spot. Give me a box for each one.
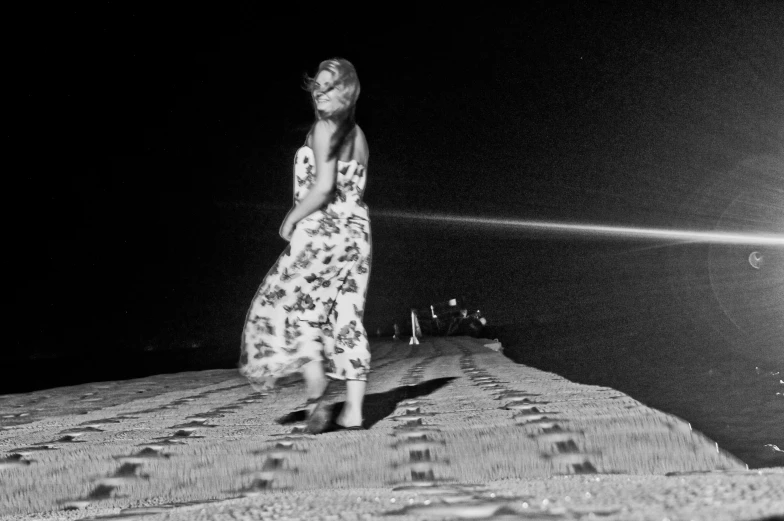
[1,337,782,521]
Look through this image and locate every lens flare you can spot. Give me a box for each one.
[748,251,764,269]
[375,210,784,246]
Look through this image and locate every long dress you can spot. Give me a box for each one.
[238,144,372,391]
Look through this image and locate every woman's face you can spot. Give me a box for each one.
[312,69,343,115]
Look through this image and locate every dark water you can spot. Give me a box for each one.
[382,218,783,470]
[7,203,783,469]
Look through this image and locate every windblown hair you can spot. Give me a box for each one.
[304,58,361,159]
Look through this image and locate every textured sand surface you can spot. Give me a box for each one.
[1,337,782,520]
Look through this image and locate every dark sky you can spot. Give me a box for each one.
[10,2,783,361]
[17,3,781,216]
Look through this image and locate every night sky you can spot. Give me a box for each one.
[9,2,783,368]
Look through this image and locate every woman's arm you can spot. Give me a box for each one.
[279,120,338,240]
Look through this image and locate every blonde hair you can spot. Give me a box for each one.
[305,58,361,119]
[304,58,361,158]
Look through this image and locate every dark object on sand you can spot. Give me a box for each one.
[414,297,487,337]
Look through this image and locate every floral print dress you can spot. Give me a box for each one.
[239,145,372,390]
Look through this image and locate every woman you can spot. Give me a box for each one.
[239,58,371,433]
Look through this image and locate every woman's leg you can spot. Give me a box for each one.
[327,255,371,427]
[298,323,330,417]
[330,221,372,427]
[336,379,366,427]
[302,356,335,434]
[302,359,328,405]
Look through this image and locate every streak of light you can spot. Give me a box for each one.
[375,210,784,246]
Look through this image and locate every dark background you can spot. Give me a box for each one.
[6,2,783,466]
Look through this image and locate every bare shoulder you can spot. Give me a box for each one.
[352,125,369,165]
[312,120,337,157]
[313,119,337,141]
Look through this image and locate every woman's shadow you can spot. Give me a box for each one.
[277,377,457,429]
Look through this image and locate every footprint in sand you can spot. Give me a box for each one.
[0,454,33,469]
[61,461,151,509]
[59,426,104,435]
[213,405,242,411]
[170,419,217,429]
[187,411,225,419]
[114,446,171,463]
[45,434,86,444]
[80,418,122,426]
[170,397,198,404]
[143,438,187,446]
[154,428,204,440]
[1,412,31,419]
[8,444,58,453]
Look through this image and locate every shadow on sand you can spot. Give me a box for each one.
[276,377,457,430]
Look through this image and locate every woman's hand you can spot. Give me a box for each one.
[279,218,295,242]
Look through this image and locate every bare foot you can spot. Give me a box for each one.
[336,406,363,428]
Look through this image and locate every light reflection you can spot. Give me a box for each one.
[375,210,784,246]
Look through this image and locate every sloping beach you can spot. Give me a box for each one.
[2,337,782,520]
